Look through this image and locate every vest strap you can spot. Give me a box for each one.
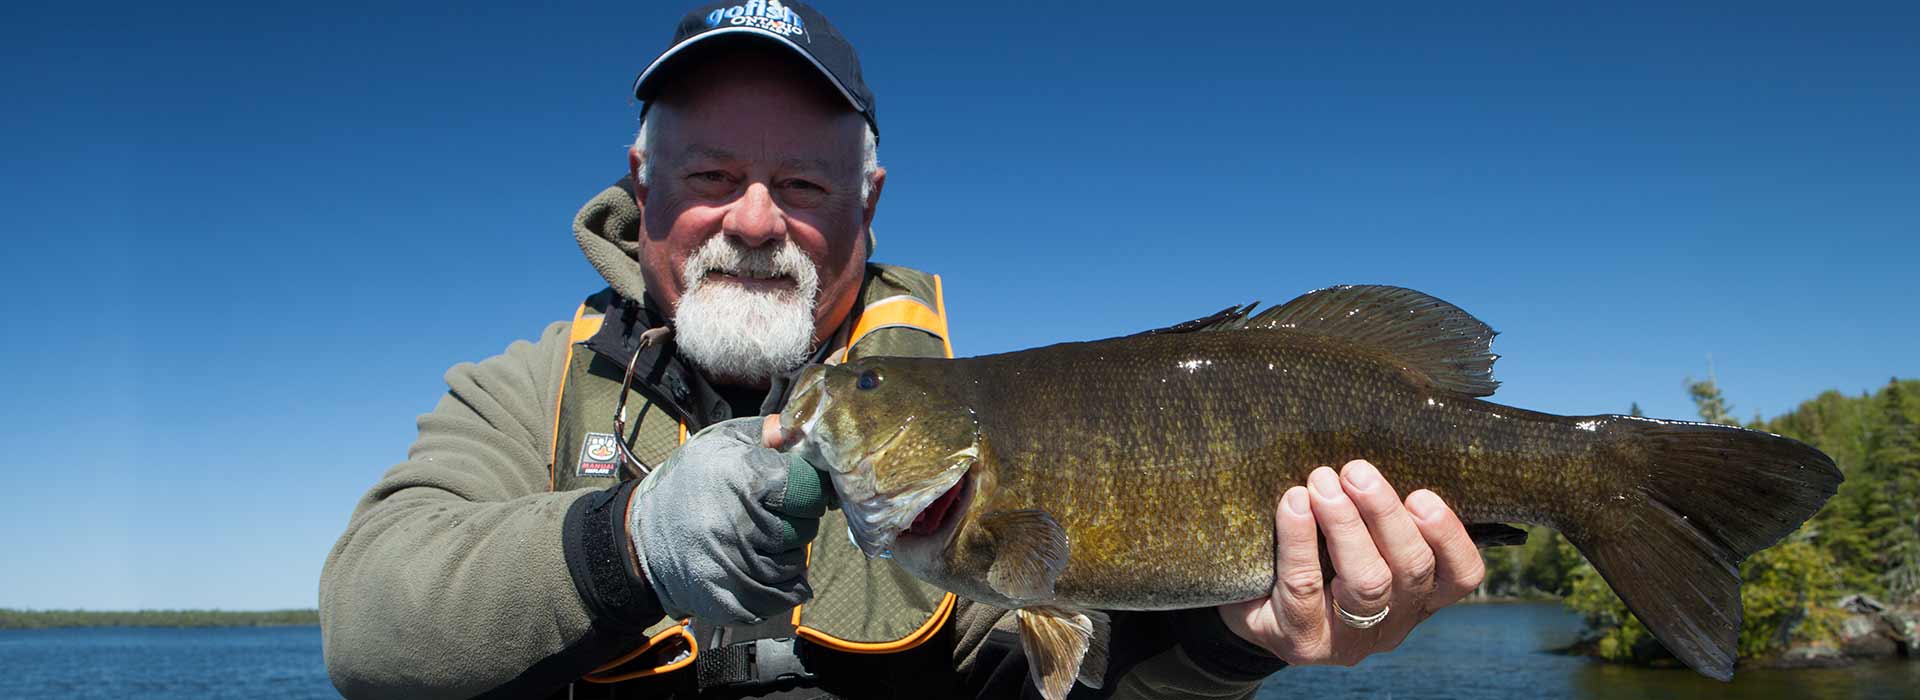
[695,637,815,691]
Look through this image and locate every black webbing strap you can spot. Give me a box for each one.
[694,638,816,691]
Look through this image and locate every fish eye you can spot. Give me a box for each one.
[856,370,882,391]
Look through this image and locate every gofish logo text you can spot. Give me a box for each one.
[705,0,806,39]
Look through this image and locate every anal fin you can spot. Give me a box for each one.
[1466,523,1529,548]
[1017,606,1108,700]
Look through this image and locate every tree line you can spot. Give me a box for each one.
[1479,376,1920,662]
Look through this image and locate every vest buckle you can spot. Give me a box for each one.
[694,637,815,691]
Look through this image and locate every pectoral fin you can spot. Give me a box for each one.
[980,510,1070,602]
[1016,606,1110,700]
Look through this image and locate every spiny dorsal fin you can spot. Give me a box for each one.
[1016,606,1107,700]
[1246,285,1501,397]
[1144,303,1259,335]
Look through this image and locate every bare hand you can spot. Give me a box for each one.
[1218,460,1485,666]
[762,414,791,450]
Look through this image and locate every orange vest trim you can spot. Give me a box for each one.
[548,305,606,492]
[580,621,698,683]
[933,274,954,359]
[789,581,958,654]
[829,286,951,366]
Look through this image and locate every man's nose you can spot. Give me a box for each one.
[723,182,787,248]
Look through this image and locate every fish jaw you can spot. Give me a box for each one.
[833,443,973,558]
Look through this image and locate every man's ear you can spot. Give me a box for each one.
[862,166,887,231]
[628,144,650,205]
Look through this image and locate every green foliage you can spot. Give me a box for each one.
[1865,380,1920,603]
[1737,538,1844,657]
[0,609,318,629]
[1560,377,1920,664]
[1566,556,1646,662]
[1479,525,1581,598]
[1685,376,1737,426]
[1563,534,1844,661]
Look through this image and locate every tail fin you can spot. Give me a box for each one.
[1564,417,1841,680]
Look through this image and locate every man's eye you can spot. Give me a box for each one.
[689,171,729,184]
[782,179,824,192]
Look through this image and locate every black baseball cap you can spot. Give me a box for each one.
[633,1,878,140]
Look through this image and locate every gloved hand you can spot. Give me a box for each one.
[628,417,831,623]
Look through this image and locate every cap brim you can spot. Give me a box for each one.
[632,27,865,113]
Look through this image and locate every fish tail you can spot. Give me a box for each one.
[1562,417,1841,680]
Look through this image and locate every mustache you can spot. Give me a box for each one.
[681,236,819,293]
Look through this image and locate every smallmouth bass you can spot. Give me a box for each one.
[779,285,1841,699]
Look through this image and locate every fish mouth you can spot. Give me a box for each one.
[890,465,979,577]
[837,440,977,559]
[894,469,967,533]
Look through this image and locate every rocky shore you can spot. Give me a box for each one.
[1559,595,1918,670]
[1767,596,1918,668]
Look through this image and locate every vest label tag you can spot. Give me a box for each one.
[577,433,621,477]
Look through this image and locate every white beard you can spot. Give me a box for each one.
[671,236,822,385]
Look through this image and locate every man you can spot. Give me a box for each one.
[319,3,1487,698]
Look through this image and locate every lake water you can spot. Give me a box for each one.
[1,603,1912,699]
[1261,602,1920,700]
[0,625,334,699]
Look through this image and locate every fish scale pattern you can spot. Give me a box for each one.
[949,329,1618,610]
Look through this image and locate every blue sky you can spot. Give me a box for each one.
[2,1,1914,610]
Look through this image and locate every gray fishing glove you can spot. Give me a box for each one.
[628,417,831,623]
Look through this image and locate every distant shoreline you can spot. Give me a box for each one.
[0,608,319,629]
[1459,594,1563,605]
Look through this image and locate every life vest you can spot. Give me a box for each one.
[546,264,959,683]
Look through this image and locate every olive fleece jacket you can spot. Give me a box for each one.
[318,182,1285,699]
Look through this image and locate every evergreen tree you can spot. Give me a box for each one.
[1869,380,1920,602]
[1686,376,1738,426]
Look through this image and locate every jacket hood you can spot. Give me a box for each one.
[572,178,649,303]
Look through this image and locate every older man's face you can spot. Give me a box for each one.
[631,56,880,386]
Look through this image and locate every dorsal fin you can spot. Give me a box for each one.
[1246,285,1500,397]
[1143,303,1258,335]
